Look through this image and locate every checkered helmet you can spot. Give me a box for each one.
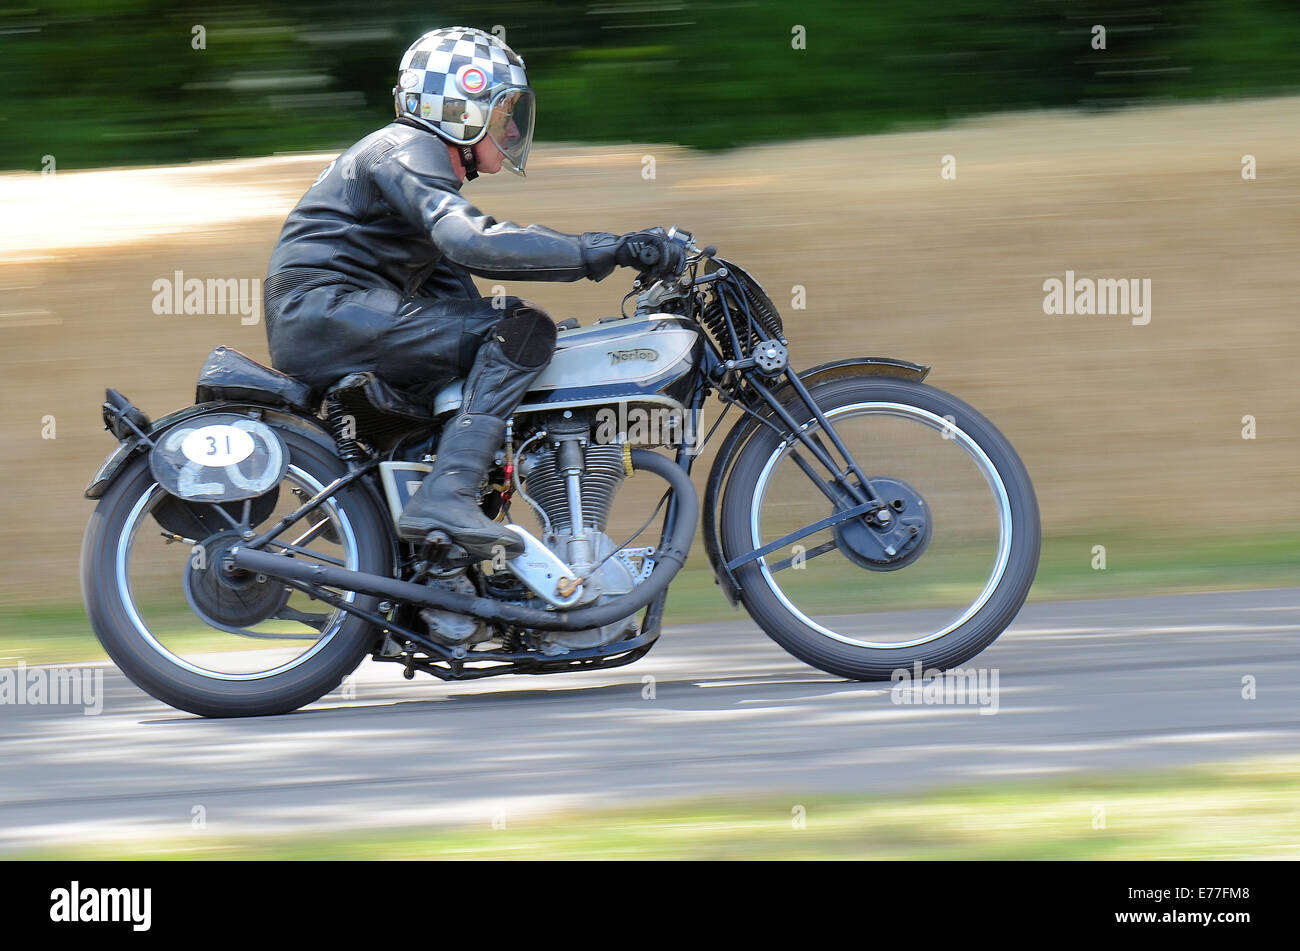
[392,26,535,175]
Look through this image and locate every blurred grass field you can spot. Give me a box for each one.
[21,754,1300,860]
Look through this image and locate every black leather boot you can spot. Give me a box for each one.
[397,301,557,558]
[396,413,521,558]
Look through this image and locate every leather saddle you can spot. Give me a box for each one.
[195,346,439,452]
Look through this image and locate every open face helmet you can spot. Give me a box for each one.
[392,26,535,175]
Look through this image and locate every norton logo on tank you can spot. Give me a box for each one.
[608,347,658,365]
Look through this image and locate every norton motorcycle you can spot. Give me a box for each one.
[81,228,1040,717]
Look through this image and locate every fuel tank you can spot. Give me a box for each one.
[433,312,701,417]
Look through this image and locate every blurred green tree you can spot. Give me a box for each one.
[1,0,1298,170]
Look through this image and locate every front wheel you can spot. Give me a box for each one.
[720,375,1040,680]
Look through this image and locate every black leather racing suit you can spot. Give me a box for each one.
[263,117,625,415]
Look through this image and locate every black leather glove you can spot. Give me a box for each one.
[614,228,685,278]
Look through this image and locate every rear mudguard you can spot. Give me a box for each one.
[85,400,338,499]
[702,356,930,606]
[86,396,400,586]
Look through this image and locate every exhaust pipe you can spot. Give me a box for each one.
[229,449,697,632]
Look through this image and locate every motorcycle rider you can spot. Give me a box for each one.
[262,25,684,559]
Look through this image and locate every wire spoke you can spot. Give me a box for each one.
[767,538,839,572]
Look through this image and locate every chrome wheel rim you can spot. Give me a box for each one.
[114,465,360,680]
[749,401,1013,649]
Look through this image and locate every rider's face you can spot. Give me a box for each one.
[473,113,522,176]
[473,114,521,175]
[472,136,506,174]
[500,115,522,148]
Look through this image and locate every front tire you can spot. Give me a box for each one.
[720,375,1040,680]
[81,426,393,717]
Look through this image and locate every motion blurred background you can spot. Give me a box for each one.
[1,0,1297,645]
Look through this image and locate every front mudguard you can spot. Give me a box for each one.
[702,356,930,606]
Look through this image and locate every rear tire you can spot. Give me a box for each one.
[81,427,393,717]
[720,375,1040,680]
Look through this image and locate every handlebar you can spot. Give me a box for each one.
[632,226,711,281]
[625,227,718,315]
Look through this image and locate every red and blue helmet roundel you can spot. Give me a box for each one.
[457,65,488,96]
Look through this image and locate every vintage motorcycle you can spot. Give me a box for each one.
[81,228,1040,717]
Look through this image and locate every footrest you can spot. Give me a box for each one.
[419,532,474,568]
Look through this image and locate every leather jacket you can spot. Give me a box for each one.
[263,119,623,322]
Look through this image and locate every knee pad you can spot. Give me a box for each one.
[492,300,557,370]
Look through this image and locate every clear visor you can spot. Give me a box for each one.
[485,87,535,176]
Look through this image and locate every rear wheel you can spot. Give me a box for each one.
[81,426,393,717]
[720,375,1040,680]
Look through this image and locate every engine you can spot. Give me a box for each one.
[513,438,648,652]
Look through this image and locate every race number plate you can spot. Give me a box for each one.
[149,413,288,502]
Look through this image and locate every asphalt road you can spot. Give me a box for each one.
[1,587,1297,852]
